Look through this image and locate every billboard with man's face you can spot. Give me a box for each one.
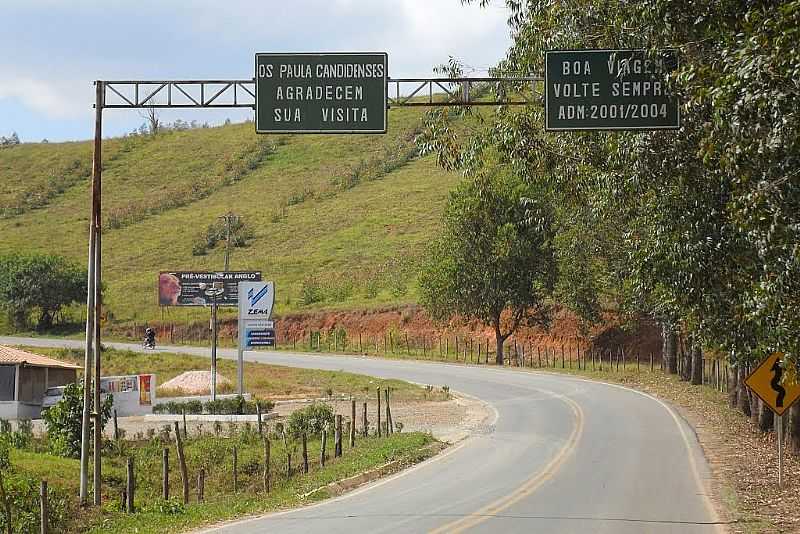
[158,271,261,307]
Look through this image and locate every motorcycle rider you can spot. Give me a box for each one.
[144,327,156,349]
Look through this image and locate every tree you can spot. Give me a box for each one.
[42,382,112,458]
[451,0,800,371]
[139,106,160,135]
[419,170,556,364]
[0,254,86,330]
[0,132,19,148]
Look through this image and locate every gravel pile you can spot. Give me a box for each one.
[160,370,231,395]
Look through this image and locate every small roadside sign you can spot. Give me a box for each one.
[745,352,800,416]
[235,280,276,395]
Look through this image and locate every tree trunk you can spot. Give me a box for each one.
[737,366,751,417]
[750,387,760,425]
[757,399,774,432]
[727,364,738,408]
[787,402,800,455]
[663,324,678,374]
[494,324,505,366]
[678,337,692,382]
[690,337,703,386]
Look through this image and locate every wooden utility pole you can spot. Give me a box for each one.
[80,80,103,506]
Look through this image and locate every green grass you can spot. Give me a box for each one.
[8,431,438,533]
[20,346,448,401]
[0,108,460,327]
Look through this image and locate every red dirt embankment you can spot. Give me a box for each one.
[127,305,662,360]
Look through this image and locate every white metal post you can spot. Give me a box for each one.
[777,413,784,488]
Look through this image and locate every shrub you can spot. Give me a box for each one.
[285,403,335,439]
[0,471,71,532]
[153,397,272,415]
[42,382,113,458]
[300,276,324,305]
[10,420,33,450]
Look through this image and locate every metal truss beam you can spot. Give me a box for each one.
[100,76,542,109]
[387,77,542,107]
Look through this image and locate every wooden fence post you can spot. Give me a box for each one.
[376,388,382,437]
[182,409,187,439]
[350,400,356,447]
[113,409,119,442]
[263,438,271,493]
[302,434,309,474]
[334,415,343,458]
[173,421,189,505]
[40,480,47,534]
[233,446,238,493]
[197,469,204,503]
[320,429,327,467]
[257,404,263,436]
[162,448,169,500]
[126,458,135,513]
[362,402,368,437]
[385,388,393,434]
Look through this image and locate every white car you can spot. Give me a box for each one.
[41,385,111,412]
[41,386,67,411]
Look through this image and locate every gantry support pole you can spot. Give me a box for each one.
[92,80,104,506]
[80,81,103,505]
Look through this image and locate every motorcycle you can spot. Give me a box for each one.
[143,336,156,350]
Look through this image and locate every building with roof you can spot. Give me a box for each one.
[0,345,80,419]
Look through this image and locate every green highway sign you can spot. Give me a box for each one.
[255,52,388,134]
[545,49,679,131]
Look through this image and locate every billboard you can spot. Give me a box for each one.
[158,271,261,307]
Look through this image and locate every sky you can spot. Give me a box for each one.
[0,0,512,142]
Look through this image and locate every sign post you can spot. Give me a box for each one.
[745,352,800,489]
[255,52,388,134]
[545,49,679,131]
[237,281,275,395]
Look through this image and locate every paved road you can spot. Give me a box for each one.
[4,336,724,533]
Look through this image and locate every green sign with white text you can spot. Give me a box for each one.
[545,49,679,131]
[255,52,388,134]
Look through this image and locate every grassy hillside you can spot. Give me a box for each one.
[0,108,459,327]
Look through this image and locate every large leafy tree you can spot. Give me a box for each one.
[419,169,556,364]
[427,0,800,441]
[444,0,800,372]
[0,253,86,330]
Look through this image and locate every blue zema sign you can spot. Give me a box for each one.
[238,281,276,350]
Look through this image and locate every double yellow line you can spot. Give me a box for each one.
[431,392,585,533]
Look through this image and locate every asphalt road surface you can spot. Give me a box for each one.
[3,336,725,533]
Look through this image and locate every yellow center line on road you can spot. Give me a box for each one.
[429,391,584,534]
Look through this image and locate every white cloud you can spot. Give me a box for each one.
[0,0,512,139]
[0,76,91,120]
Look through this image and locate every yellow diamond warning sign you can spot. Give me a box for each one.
[745,352,800,416]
